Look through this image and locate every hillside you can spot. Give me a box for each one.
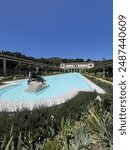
[0,50,112,67]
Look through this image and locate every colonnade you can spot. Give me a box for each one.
[0,58,46,75]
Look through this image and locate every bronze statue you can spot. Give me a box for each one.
[28,67,46,85]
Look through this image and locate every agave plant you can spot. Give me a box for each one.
[69,125,93,150]
[85,109,113,149]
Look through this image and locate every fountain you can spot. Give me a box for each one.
[26,67,48,92]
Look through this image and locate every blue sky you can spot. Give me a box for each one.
[0,0,112,60]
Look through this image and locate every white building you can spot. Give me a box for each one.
[60,62,94,73]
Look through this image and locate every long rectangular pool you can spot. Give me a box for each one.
[0,73,105,109]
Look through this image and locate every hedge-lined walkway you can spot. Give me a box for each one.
[84,74,113,85]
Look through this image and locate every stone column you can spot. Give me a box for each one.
[3,59,6,75]
[103,67,105,78]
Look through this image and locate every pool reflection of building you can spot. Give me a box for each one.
[60,62,94,73]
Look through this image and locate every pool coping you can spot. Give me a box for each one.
[82,75,106,94]
[0,79,26,89]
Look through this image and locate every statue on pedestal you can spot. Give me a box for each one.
[26,67,48,92]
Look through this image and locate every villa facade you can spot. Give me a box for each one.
[60,62,94,73]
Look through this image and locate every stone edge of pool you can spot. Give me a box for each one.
[82,75,105,94]
[0,74,105,111]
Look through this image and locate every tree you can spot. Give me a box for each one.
[86,59,92,62]
[15,63,28,75]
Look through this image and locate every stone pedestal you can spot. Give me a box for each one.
[26,81,48,92]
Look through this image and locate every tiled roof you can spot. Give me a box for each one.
[61,62,94,65]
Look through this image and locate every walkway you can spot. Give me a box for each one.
[84,74,113,85]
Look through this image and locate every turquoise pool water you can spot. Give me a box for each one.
[0,73,92,102]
